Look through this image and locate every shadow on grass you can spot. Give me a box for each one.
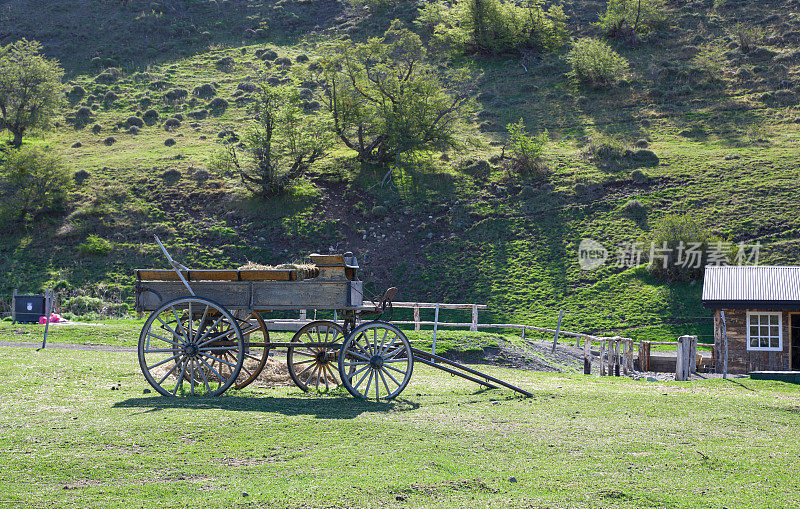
[113,394,421,418]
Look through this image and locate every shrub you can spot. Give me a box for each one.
[125,116,144,128]
[503,118,548,176]
[103,91,118,103]
[0,147,73,225]
[422,0,568,55]
[257,49,278,61]
[645,214,725,282]
[193,83,216,98]
[164,88,188,103]
[164,118,181,130]
[215,56,235,71]
[142,109,159,124]
[729,22,764,53]
[103,136,116,146]
[77,235,112,256]
[598,0,667,38]
[296,54,309,63]
[75,106,92,119]
[92,123,102,134]
[67,85,86,102]
[208,97,228,113]
[238,82,257,93]
[188,109,208,119]
[371,205,388,217]
[127,125,140,135]
[567,38,630,86]
[164,138,176,146]
[94,72,118,84]
[622,198,645,219]
[71,142,82,148]
[274,57,292,67]
[74,169,90,184]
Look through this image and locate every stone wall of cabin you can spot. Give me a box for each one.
[714,308,792,374]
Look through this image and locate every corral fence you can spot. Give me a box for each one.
[262,302,712,377]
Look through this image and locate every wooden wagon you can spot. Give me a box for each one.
[134,238,531,400]
[135,247,419,399]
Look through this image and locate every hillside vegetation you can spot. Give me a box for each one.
[1,0,799,342]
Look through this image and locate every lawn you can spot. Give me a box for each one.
[0,346,798,508]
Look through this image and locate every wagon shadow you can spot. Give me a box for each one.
[113,395,420,419]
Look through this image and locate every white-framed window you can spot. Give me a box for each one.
[746,311,782,351]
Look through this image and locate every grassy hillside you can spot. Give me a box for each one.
[1,0,799,341]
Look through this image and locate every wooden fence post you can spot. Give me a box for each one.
[721,310,728,379]
[551,310,563,352]
[11,289,16,324]
[583,337,591,374]
[413,304,420,331]
[432,303,440,358]
[470,304,478,332]
[41,288,52,350]
[622,340,629,375]
[600,340,606,376]
[640,341,651,372]
[676,335,692,381]
[299,309,307,321]
[689,335,697,374]
[614,339,621,377]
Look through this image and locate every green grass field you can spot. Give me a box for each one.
[1,345,798,508]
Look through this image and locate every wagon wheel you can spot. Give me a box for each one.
[138,297,244,397]
[231,311,271,390]
[287,320,345,392]
[338,321,414,400]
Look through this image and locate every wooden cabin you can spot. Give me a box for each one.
[702,266,800,373]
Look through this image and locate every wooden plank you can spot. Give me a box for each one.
[239,269,294,281]
[309,254,345,266]
[136,269,186,281]
[189,270,239,281]
[392,302,488,310]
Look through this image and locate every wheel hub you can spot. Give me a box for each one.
[184,343,199,357]
[370,355,384,369]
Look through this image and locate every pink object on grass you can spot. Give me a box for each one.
[38,313,63,324]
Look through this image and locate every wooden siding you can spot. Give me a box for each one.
[714,308,791,373]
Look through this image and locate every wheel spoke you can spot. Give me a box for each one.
[378,368,392,396]
[363,369,374,396]
[156,359,183,385]
[147,353,183,371]
[195,315,225,345]
[172,358,188,395]
[352,367,371,389]
[156,316,184,344]
[384,364,407,376]
[380,366,402,388]
[201,353,237,368]
[147,332,182,347]
[347,363,371,381]
[198,356,225,384]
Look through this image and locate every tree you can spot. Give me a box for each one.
[212,84,331,197]
[318,21,475,165]
[0,40,64,147]
[597,0,666,39]
[0,146,73,225]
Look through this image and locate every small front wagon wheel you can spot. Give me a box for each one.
[138,297,244,396]
[338,321,413,400]
[288,320,345,393]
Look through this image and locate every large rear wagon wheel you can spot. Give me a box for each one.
[138,297,244,397]
[338,321,413,400]
[287,320,344,392]
[232,311,270,390]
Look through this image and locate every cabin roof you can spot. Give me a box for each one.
[702,266,800,309]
